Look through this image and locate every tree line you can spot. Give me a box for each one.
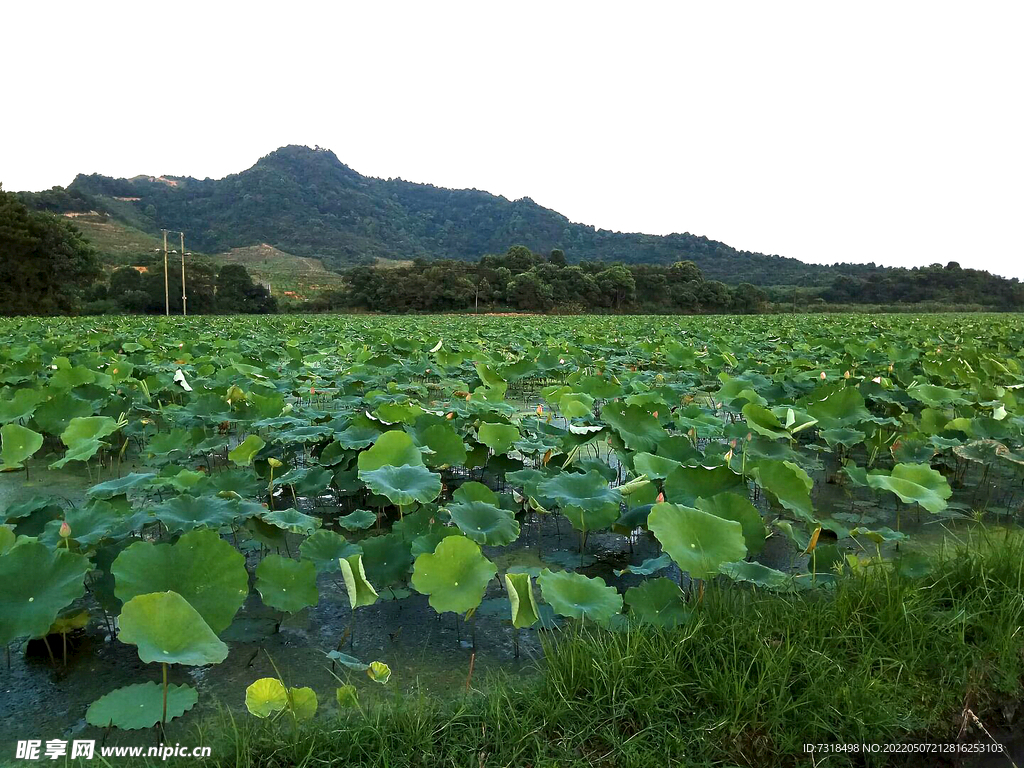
[304,246,769,314]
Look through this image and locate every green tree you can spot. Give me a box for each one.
[0,186,100,315]
[216,264,278,314]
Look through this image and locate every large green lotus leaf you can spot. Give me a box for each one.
[335,414,383,449]
[448,501,520,546]
[559,392,594,419]
[260,507,322,535]
[953,439,1008,465]
[0,388,45,424]
[111,530,248,634]
[536,569,622,624]
[245,678,288,718]
[360,533,413,586]
[87,682,198,730]
[358,464,442,507]
[338,508,376,531]
[504,572,540,629]
[648,502,747,580]
[0,541,90,645]
[908,383,963,408]
[299,529,361,573]
[866,463,952,513]
[153,495,239,533]
[632,452,681,480]
[338,553,379,609]
[420,424,467,467]
[33,391,93,436]
[1,424,43,470]
[742,403,789,440]
[694,493,766,556]
[719,561,794,590]
[255,555,319,613]
[624,577,689,628]
[411,535,496,615]
[118,591,229,665]
[357,430,423,471]
[276,467,334,497]
[50,416,120,468]
[664,465,746,506]
[87,472,156,499]
[477,423,520,455]
[806,387,871,429]
[820,428,866,449]
[537,470,622,515]
[601,402,665,452]
[0,526,14,554]
[751,460,815,522]
[452,481,499,506]
[39,501,130,548]
[228,434,266,466]
[562,503,621,534]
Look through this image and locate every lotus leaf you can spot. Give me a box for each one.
[118,591,229,665]
[411,535,496,614]
[255,555,319,612]
[648,502,747,580]
[87,682,198,730]
[112,529,248,633]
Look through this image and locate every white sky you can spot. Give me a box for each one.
[3,1,1022,278]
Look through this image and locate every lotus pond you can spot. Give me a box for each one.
[2,313,1023,749]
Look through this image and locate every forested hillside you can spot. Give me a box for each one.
[60,145,831,285]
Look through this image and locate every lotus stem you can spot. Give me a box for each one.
[161,662,168,732]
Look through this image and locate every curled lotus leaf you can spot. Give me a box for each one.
[338,553,379,609]
[504,572,540,629]
[228,435,266,466]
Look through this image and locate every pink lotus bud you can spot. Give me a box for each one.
[59,521,71,539]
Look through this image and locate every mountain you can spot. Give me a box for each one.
[57,145,834,286]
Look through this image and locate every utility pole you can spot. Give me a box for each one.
[180,232,187,316]
[162,230,170,316]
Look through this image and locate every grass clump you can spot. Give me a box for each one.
[201,534,1024,767]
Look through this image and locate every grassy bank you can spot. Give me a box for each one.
[187,535,1024,768]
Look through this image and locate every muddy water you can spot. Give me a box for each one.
[3,451,1023,754]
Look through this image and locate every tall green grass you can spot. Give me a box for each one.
[200,534,1024,767]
